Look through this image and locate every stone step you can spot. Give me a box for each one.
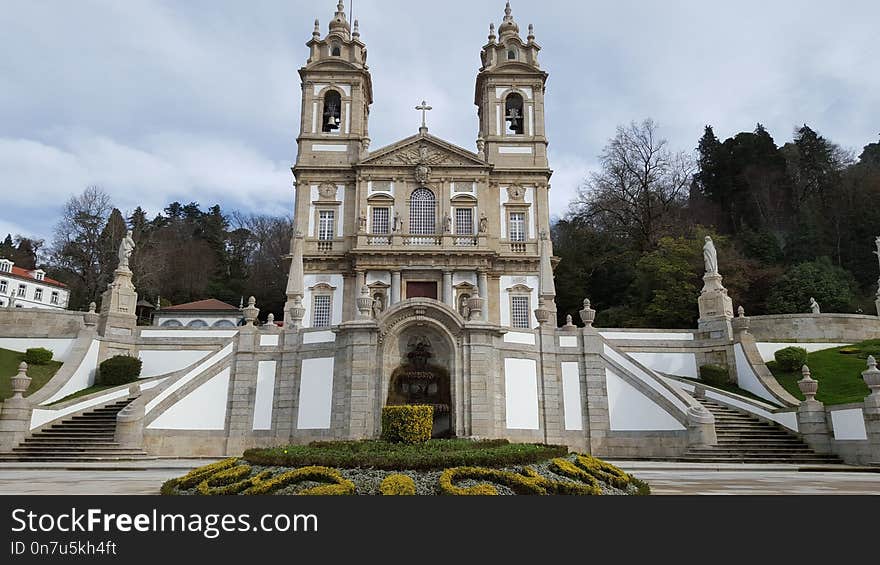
[21,440,120,446]
[37,432,116,438]
[10,449,148,456]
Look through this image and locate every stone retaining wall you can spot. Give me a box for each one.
[747,314,880,343]
[0,309,85,338]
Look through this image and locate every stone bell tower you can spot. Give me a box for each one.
[474,2,549,170]
[295,0,373,169]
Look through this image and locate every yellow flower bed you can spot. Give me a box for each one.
[379,474,417,496]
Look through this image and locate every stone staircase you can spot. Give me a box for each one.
[0,399,149,462]
[681,398,842,464]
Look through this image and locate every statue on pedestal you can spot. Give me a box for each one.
[703,236,718,276]
[118,230,135,271]
[810,297,821,315]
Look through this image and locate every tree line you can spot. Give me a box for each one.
[2,186,291,321]
[553,119,880,328]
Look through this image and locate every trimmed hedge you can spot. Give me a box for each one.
[380,474,416,496]
[381,405,433,444]
[775,347,808,372]
[97,355,142,386]
[699,364,729,386]
[24,347,53,365]
[438,465,601,496]
[242,466,355,496]
[244,440,568,471]
[553,455,651,496]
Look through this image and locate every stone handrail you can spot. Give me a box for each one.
[736,332,801,407]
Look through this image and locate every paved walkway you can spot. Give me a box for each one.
[0,460,879,495]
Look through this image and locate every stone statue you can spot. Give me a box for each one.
[358,212,367,233]
[479,212,488,233]
[444,214,452,234]
[703,236,718,276]
[810,297,821,314]
[118,230,135,270]
[874,236,880,269]
[458,294,471,319]
[372,293,385,318]
[393,211,401,232]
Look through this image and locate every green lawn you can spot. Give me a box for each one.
[767,341,875,405]
[0,348,63,401]
[47,385,118,406]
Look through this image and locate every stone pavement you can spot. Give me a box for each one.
[0,460,879,495]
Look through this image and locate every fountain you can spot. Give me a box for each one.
[386,336,452,438]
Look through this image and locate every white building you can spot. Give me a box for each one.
[0,258,69,310]
[151,299,244,328]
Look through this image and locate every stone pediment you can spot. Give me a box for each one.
[359,133,488,169]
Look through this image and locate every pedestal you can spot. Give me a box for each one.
[797,400,831,455]
[698,273,733,339]
[98,268,138,338]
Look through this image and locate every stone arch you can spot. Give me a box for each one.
[378,299,464,437]
[160,319,183,328]
[186,319,208,328]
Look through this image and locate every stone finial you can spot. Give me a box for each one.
[488,23,496,43]
[10,362,31,399]
[862,356,880,403]
[565,314,576,328]
[89,302,96,313]
[242,296,259,326]
[737,306,745,318]
[313,18,321,39]
[267,313,275,325]
[287,296,306,330]
[579,298,596,327]
[352,19,360,38]
[798,365,819,403]
[357,286,373,319]
[84,301,99,326]
[468,294,485,322]
[534,297,553,327]
[527,24,535,42]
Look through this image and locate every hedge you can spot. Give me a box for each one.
[97,355,142,386]
[438,466,601,496]
[242,466,355,496]
[774,347,808,372]
[380,474,416,496]
[243,440,568,471]
[24,348,53,365]
[699,364,729,386]
[381,405,433,444]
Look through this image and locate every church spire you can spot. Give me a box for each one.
[329,0,351,36]
[498,2,519,38]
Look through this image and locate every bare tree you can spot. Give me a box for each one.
[574,119,695,251]
[50,186,113,308]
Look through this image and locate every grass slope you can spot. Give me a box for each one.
[0,348,63,401]
[768,341,875,405]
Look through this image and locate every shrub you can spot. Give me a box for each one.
[24,348,53,365]
[381,405,433,444]
[97,355,142,386]
[242,466,355,496]
[774,347,808,372]
[162,458,239,494]
[380,474,416,496]
[699,364,729,386]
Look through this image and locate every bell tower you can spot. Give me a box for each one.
[475,2,549,170]
[295,1,373,169]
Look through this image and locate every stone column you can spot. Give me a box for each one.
[357,270,367,290]
[477,271,489,322]
[0,362,33,452]
[391,271,401,305]
[796,365,832,454]
[442,271,454,307]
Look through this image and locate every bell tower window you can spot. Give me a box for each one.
[505,93,524,135]
[331,43,341,57]
[507,49,517,60]
[322,90,342,133]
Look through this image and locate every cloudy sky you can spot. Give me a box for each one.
[1,0,878,242]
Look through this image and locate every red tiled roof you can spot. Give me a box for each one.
[6,266,67,288]
[161,299,239,312]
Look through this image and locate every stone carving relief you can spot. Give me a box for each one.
[318,183,338,200]
[507,184,525,201]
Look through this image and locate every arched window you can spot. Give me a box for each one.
[322,90,342,132]
[212,320,236,328]
[507,49,517,60]
[505,93,524,135]
[331,43,341,57]
[186,319,208,328]
[409,188,436,235]
[160,319,183,328]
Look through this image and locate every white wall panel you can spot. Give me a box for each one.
[297,358,334,430]
[252,361,277,431]
[733,344,782,406]
[138,350,211,379]
[756,342,851,362]
[831,408,868,440]
[628,352,698,379]
[41,340,100,405]
[504,358,539,430]
[0,338,75,361]
[561,362,583,431]
[147,368,230,430]
[605,369,685,431]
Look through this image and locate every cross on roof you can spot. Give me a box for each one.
[415,100,432,130]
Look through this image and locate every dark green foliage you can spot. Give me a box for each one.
[699,364,729,386]
[243,440,568,471]
[774,347,808,372]
[24,348,53,365]
[766,257,856,314]
[97,355,142,386]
